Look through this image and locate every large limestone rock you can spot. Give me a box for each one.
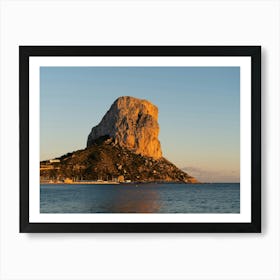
[87,96,163,159]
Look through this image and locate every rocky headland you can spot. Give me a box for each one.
[40,96,197,184]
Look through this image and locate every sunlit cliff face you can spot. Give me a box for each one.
[87,96,162,159]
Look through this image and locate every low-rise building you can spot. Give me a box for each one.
[49,159,60,163]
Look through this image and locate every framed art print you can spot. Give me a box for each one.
[19,46,261,233]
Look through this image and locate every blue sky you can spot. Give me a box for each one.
[40,67,240,182]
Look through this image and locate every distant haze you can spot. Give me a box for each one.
[181,167,239,183]
[40,67,240,183]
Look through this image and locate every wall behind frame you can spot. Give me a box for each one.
[0,0,279,279]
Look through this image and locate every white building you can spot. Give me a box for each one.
[49,159,60,163]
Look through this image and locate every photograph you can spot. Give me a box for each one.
[39,66,240,214]
[19,46,261,232]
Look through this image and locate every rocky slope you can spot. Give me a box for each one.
[40,137,197,183]
[87,96,162,159]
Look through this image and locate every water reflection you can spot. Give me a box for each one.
[40,183,240,213]
[102,184,161,213]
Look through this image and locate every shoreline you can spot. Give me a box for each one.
[40,181,120,185]
[40,181,192,185]
[40,181,240,185]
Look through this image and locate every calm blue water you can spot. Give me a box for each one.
[40,183,240,213]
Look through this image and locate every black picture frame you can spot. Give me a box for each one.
[20,46,261,233]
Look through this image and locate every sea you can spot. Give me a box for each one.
[40,183,240,213]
